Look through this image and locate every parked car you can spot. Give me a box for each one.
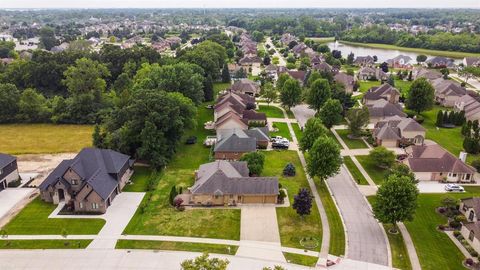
[185,136,197,145]
[445,184,465,192]
[272,141,289,149]
[271,136,284,142]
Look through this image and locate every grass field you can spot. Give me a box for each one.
[0,239,92,249]
[263,151,323,251]
[343,156,369,185]
[122,166,153,192]
[1,198,105,235]
[0,124,93,155]
[338,41,480,58]
[115,240,238,255]
[271,122,293,141]
[283,252,318,267]
[355,155,388,185]
[359,81,381,93]
[123,84,241,240]
[335,129,368,149]
[306,37,335,44]
[292,123,303,142]
[258,105,285,118]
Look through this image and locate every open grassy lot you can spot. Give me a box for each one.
[306,37,335,44]
[367,196,412,270]
[355,155,388,185]
[123,85,241,240]
[343,156,369,185]
[338,41,480,59]
[0,239,92,249]
[403,186,480,270]
[258,105,285,118]
[262,151,322,251]
[271,122,293,141]
[335,129,368,149]
[283,252,318,267]
[115,240,238,255]
[394,80,413,95]
[292,123,303,142]
[0,124,93,155]
[359,80,381,93]
[122,166,154,192]
[1,198,105,235]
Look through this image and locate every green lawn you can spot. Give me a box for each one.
[283,252,318,267]
[115,240,238,255]
[306,37,335,44]
[271,122,293,141]
[335,129,368,149]
[213,82,231,96]
[315,180,345,256]
[338,40,480,58]
[404,187,480,270]
[343,156,369,185]
[292,123,303,142]
[123,95,241,240]
[0,124,93,155]
[1,198,105,235]
[355,155,388,185]
[123,166,154,192]
[0,239,92,249]
[286,109,296,119]
[359,80,381,93]
[394,79,413,95]
[327,130,343,149]
[262,151,323,251]
[258,105,285,118]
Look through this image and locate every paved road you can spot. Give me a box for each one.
[265,37,286,67]
[327,166,389,266]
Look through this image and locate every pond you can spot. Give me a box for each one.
[327,41,463,63]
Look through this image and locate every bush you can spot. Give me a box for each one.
[471,159,480,172]
[438,224,445,230]
[457,234,465,241]
[369,146,396,169]
[414,115,424,124]
[470,251,478,257]
[240,152,265,176]
[455,215,467,223]
[438,207,446,214]
[466,258,474,266]
[278,189,287,204]
[283,163,296,176]
[454,230,461,237]
[450,220,461,228]
[404,109,416,118]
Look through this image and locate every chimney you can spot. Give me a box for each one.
[459,151,468,163]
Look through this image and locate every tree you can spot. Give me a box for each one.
[380,62,389,73]
[169,185,178,206]
[221,63,231,83]
[252,31,265,42]
[181,41,227,80]
[263,56,271,66]
[0,83,20,123]
[262,82,277,105]
[92,124,105,149]
[387,163,417,183]
[306,79,331,112]
[369,146,396,169]
[203,75,214,102]
[181,253,229,270]
[240,152,265,176]
[373,174,419,233]
[300,117,328,151]
[347,52,355,65]
[292,188,313,218]
[39,27,57,50]
[307,137,343,180]
[406,78,435,114]
[279,78,302,111]
[346,106,369,137]
[436,110,444,127]
[276,73,290,90]
[319,99,343,128]
[17,88,51,122]
[416,54,427,63]
[283,163,296,176]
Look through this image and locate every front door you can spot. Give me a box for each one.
[0,180,5,191]
[58,189,65,201]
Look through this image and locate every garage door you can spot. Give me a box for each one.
[242,196,264,204]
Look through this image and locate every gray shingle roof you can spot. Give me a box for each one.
[214,130,257,152]
[407,144,475,174]
[0,153,16,170]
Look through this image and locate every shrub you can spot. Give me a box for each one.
[438,207,446,214]
[471,251,478,257]
[454,230,461,237]
[278,189,287,204]
[414,115,424,124]
[455,215,467,223]
[173,197,184,208]
[369,146,396,169]
[466,258,474,266]
[450,220,461,228]
[240,152,265,176]
[457,234,465,240]
[283,163,296,176]
[471,159,480,172]
[438,224,445,230]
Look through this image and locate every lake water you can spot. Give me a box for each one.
[327,41,462,63]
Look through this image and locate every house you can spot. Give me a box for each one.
[291,43,309,57]
[265,64,278,80]
[39,148,135,214]
[0,153,19,191]
[413,68,442,81]
[334,72,355,93]
[431,78,467,107]
[386,55,413,69]
[214,128,269,160]
[373,116,426,147]
[363,84,401,105]
[354,56,375,66]
[279,70,308,86]
[280,33,297,46]
[182,160,279,205]
[310,55,325,66]
[214,92,255,121]
[50,42,69,53]
[455,94,480,121]
[460,197,480,254]
[358,67,388,81]
[312,62,332,73]
[231,79,261,96]
[239,55,262,68]
[366,99,407,123]
[463,57,480,67]
[215,111,249,131]
[425,56,454,68]
[404,144,475,182]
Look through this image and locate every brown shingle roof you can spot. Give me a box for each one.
[407,144,475,174]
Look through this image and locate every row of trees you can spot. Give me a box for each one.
[436,110,466,127]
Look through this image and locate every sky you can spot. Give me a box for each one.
[1,0,479,9]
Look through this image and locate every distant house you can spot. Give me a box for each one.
[214,128,269,160]
[312,62,332,73]
[463,57,480,67]
[358,67,388,81]
[431,78,467,107]
[455,94,480,121]
[310,55,325,66]
[404,143,475,182]
[291,43,309,57]
[181,160,279,205]
[334,72,355,93]
[366,99,407,123]
[460,197,480,254]
[0,153,19,191]
[39,148,135,214]
[279,70,308,86]
[386,55,413,69]
[231,79,261,96]
[425,56,454,68]
[280,33,297,46]
[372,116,425,147]
[50,42,69,53]
[363,84,400,105]
[354,56,375,66]
[239,55,262,68]
[264,64,278,80]
[215,111,249,131]
[412,68,442,81]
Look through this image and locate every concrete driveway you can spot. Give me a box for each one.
[327,166,389,266]
[291,104,315,128]
[0,188,36,225]
[240,206,280,243]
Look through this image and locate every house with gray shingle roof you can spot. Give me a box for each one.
[231,79,261,96]
[39,148,134,214]
[455,94,480,122]
[431,78,467,107]
[363,84,400,105]
[214,128,269,160]
[182,160,278,206]
[460,197,480,254]
[0,153,19,191]
[366,99,407,123]
[373,116,425,147]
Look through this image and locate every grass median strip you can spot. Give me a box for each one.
[258,105,285,118]
[343,156,369,185]
[0,239,92,249]
[335,129,368,149]
[271,122,293,141]
[355,155,388,185]
[283,252,318,267]
[115,240,238,255]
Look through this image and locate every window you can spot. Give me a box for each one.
[469,230,475,241]
[71,179,78,185]
[469,211,475,221]
[92,203,99,209]
[79,202,83,209]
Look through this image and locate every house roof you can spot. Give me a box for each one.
[245,127,270,142]
[231,79,260,94]
[39,148,132,200]
[0,153,16,170]
[214,129,257,153]
[367,99,406,118]
[374,116,425,140]
[426,56,454,67]
[191,160,278,195]
[239,56,262,64]
[431,78,466,97]
[354,56,374,64]
[407,144,475,174]
[464,57,480,67]
[215,111,248,130]
[462,197,480,215]
[413,68,442,81]
[364,84,400,101]
[312,62,332,72]
[462,222,480,240]
[243,110,267,121]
